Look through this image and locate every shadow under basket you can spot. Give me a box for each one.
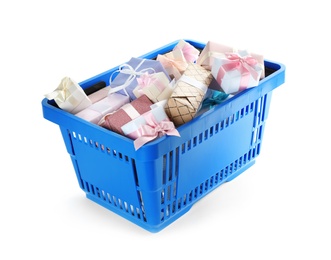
[42,39,286,233]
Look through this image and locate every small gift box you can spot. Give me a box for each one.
[108,57,171,101]
[211,50,264,94]
[156,49,188,80]
[121,106,180,150]
[197,41,235,71]
[132,72,174,103]
[164,63,213,127]
[98,94,153,135]
[197,41,265,79]
[75,93,130,124]
[45,77,92,114]
[173,39,200,63]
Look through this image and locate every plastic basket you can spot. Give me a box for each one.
[42,39,286,232]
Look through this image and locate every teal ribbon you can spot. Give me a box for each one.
[202,90,229,109]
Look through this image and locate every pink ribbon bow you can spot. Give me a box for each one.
[157,54,187,80]
[216,53,259,92]
[174,43,200,63]
[137,72,156,88]
[133,113,180,150]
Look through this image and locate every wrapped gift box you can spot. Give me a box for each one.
[173,39,200,63]
[132,72,174,103]
[108,57,171,101]
[98,94,153,135]
[45,77,92,114]
[197,40,265,79]
[164,63,213,126]
[121,106,180,150]
[75,93,130,124]
[211,50,264,94]
[156,49,188,80]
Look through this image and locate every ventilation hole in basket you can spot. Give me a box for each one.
[107,193,112,204]
[173,181,177,197]
[112,196,117,206]
[72,131,76,138]
[181,143,185,154]
[194,187,198,198]
[204,129,208,140]
[167,185,171,201]
[130,205,135,216]
[132,159,139,187]
[161,189,165,204]
[209,126,214,137]
[187,139,191,150]
[166,205,170,217]
[96,187,100,197]
[106,147,111,154]
[112,150,117,156]
[95,141,99,148]
[162,155,167,184]
[172,201,176,213]
[161,209,165,221]
[100,144,105,151]
[210,176,214,188]
[178,198,182,209]
[85,181,90,192]
[215,173,219,184]
[123,201,128,212]
[188,191,192,202]
[169,151,173,181]
[192,136,197,147]
[183,194,187,205]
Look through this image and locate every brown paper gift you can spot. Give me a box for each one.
[164,63,213,127]
[98,94,153,135]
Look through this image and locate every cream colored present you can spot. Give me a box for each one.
[45,77,92,114]
[133,72,173,103]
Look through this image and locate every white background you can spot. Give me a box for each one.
[1,1,330,259]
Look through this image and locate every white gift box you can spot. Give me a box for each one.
[211,51,264,94]
[45,77,92,114]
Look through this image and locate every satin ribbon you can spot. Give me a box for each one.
[157,54,187,80]
[216,53,259,92]
[202,91,229,109]
[45,77,73,102]
[108,59,155,97]
[133,112,180,150]
[136,73,166,95]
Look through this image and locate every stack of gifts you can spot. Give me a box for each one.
[45,39,265,150]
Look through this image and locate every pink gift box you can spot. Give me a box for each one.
[98,94,153,135]
[75,93,130,124]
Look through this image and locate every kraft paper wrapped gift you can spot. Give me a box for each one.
[132,72,174,103]
[75,93,130,124]
[173,39,200,63]
[164,62,213,127]
[211,50,264,94]
[197,40,265,79]
[121,106,180,150]
[45,77,92,114]
[98,94,153,135]
[108,57,171,101]
[156,49,188,80]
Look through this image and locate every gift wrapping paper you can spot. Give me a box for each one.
[108,57,171,101]
[164,63,213,126]
[156,49,188,80]
[45,77,92,114]
[121,106,180,150]
[98,94,153,135]
[173,39,200,63]
[132,72,173,103]
[75,93,130,124]
[211,51,264,94]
